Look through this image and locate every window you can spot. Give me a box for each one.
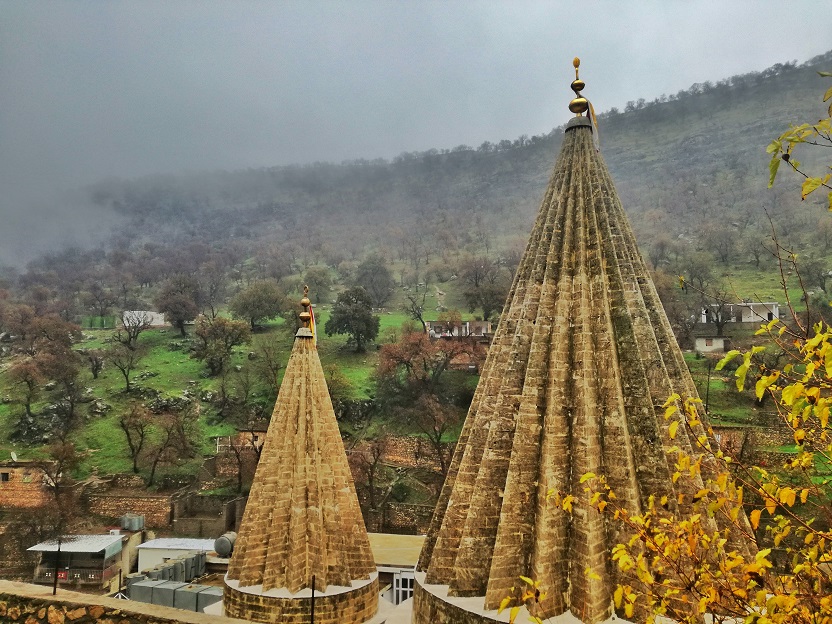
[393,571,415,605]
[0,472,9,482]
[705,339,713,347]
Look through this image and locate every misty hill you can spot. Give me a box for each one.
[82,50,832,276]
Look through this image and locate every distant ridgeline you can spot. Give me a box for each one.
[7,48,806,280]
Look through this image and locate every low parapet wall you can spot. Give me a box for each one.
[0,580,246,624]
[224,575,379,624]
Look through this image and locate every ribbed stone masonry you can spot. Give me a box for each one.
[413,116,750,624]
[224,326,377,624]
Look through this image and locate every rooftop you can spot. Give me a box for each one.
[136,538,215,551]
[28,534,124,554]
[367,532,425,568]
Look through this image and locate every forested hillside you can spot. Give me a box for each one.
[75,50,832,279]
[0,50,831,502]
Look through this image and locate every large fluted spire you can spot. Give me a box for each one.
[413,64,728,624]
[225,292,377,624]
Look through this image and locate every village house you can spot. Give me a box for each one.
[213,426,267,455]
[121,310,169,328]
[701,300,780,324]
[695,335,731,354]
[0,459,55,509]
[28,534,126,593]
[424,319,491,338]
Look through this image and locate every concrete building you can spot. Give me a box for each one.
[367,533,424,607]
[137,538,215,573]
[28,534,124,593]
[701,301,780,324]
[425,319,492,338]
[223,291,379,624]
[695,335,731,354]
[410,61,750,624]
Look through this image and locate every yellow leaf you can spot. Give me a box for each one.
[755,371,779,400]
[782,382,805,406]
[779,487,797,507]
[735,362,750,391]
[801,488,809,503]
[668,420,679,440]
[561,495,575,513]
[585,566,601,581]
[614,585,624,608]
[715,350,740,371]
[625,601,635,618]
[662,393,680,408]
[498,596,512,614]
[750,508,761,529]
[519,576,534,587]
[765,497,777,515]
[579,472,596,484]
[509,605,520,624]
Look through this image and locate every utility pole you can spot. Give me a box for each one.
[52,537,62,596]
[310,574,316,624]
[705,358,713,413]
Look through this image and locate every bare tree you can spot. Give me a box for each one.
[405,291,428,333]
[252,334,285,400]
[86,349,105,379]
[146,404,200,487]
[116,310,153,349]
[106,342,146,392]
[119,403,152,473]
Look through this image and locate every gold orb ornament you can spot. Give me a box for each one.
[569,57,589,116]
[299,285,312,327]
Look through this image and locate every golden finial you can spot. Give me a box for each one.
[299,285,311,328]
[569,56,589,116]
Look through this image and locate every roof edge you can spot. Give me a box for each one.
[565,116,592,132]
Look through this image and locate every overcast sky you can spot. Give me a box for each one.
[0,0,830,264]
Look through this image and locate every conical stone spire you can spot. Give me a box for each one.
[224,289,378,624]
[413,62,733,624]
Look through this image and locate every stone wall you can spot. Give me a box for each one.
[87,494,172,528]
[0,463,52,509]
[0,580,246,624]
[412,577,501,624]
[213,454,258,482]
[224,577,379,624]
[386,503,434,534]
[171,494,244,537]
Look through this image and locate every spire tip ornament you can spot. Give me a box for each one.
[299,285,312,328]
[569,56,589,116]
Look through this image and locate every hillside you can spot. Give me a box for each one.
[79,50,832,275]
[0,50,831,508]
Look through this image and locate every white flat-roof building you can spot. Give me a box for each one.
[136,538,215,573]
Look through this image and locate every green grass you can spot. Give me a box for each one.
[684,352,760,425]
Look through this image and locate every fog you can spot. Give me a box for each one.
[0,0,829,265]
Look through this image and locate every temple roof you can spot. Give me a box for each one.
[226,322,375,594]
[415,81,731,622]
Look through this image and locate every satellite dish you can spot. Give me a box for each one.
[10,451,17,462]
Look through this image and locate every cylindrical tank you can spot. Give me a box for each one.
[214,532,237,557]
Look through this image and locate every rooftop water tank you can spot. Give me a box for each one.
[213,531,237,557]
